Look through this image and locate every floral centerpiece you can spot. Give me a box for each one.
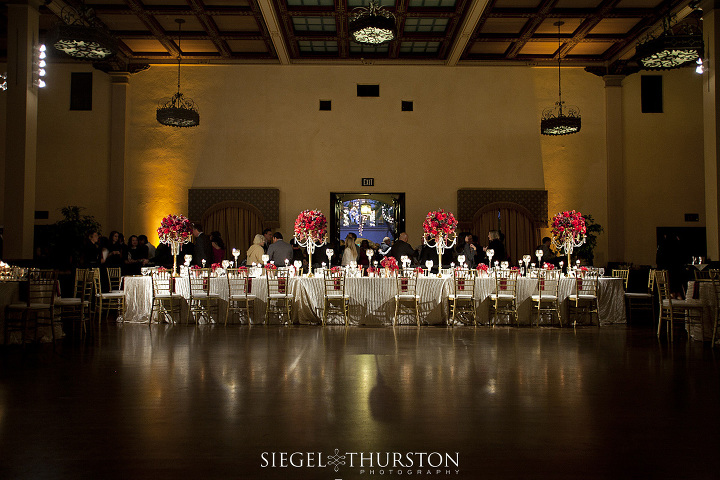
[367,266,378,277]
[543,263,555,270]
[476,263,489,275]
[551,210,587,267]
[422,209,458,277]
[381,256,399,276]
[294,209,328,277]
[157,214,194,276]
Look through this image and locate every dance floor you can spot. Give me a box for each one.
[0,324,718,480]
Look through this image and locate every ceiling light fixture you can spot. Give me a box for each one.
[636,15,703,70]
[47,4,117,60]
[541,21,581,136]
[157,19,200,128]
[349,0,397,46]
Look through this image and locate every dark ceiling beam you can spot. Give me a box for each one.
[504,0,558,59]
[249,0,281,61]
[87,5,254,16]
[437,0,471,60]
[389,0,409,59]
[488,7,655,18]
[470,0,496,37]
[116,31,265,40]
[186,0,232,57]
[473,34,626,43]
[555,0,623,59]
[123,0,181,57]
[337,0,348,59]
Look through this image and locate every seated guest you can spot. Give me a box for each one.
[484,230,507,263]
[210,231,226,264]
[342,234,358,266]
[247,234,265,265]
[537,237,557,265]
[262,228,273,253]
[390,232,416,265]
[455,232,477,268]
[125,235,149,275]
[378,237,392,256]
[138,235,156,260]
[192,223,213,266]
[106,230,125,266]
[82,230,102,267]
[267,232,293,266]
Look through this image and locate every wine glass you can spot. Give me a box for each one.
[232,248,240,266]
[486,249,494,266]
[366,249,374,265]
[425,259,433,276]
[523,254,531,271]
[326,248,334,265]
[184,254,192,266]
[501,261,509,270]
[458,254,466,268]
[535,249,543,265]
[261,254,269,265]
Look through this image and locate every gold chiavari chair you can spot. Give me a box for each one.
[322,268,349,326]
[92,268,125,324]
[568,270,600,326]
[532,269,562,327]
[106,267,123,292]
[266,268,293,325]
[448,268,476,326]
[5,269,60,344]
[612,268,630,290]
[187,268,220,324]
[624,268,655,323]
[394,269,421,326]
[226,268,256,325]
[150,269,182,324]
[54,268,92,335]
[709,269,720,346]
[655,270,704,341]
[694,269,712,282]
[489,269,519,326]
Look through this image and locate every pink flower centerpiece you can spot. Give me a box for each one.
[550,210,587,267]
[157,214,193,276]
[293,209,328,277]
[422,209,458,277]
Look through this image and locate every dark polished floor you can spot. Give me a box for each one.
[1,323,718,480]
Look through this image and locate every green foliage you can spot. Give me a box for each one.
[576,214,603,264]
[50,206,102,266]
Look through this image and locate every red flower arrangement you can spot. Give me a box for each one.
[211,263,222,271]
[551,210,586,245]
[190,265,201,270]
[294,210,328,243]
[422,209,458,240]
[580,266,589,272]
[264,263,277,270]
[476,263,489,272]
[330,266,342,273]
[381,256,399,270]
[367,266,378,275]
[157,266,167,272]
[543,263,555,270]
[415,267,424,274]
[157,214,193,245]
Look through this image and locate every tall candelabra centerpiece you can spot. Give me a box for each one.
[294,209,328,277]
[422,209,458,277]
[550,210,586,269]
[157,214,194,276]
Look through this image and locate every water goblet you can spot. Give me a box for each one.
[535,249,543,265]
[326,248,334,265]
[184,254,192,267]
[261,254,269,265]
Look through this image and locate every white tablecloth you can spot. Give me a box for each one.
[0,281,64,344]
[122,275,626,327]
[686,281,718,343]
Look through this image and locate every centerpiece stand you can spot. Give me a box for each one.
[157,214,194,276]
[294,209,328,277]
[550,210,587,272]
[422,209,458,277]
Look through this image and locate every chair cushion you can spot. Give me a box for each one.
[154,293,182,299]
[229,294,257,300]
[7,302,52,310]
[624,292,652,299]
[489,293,514,299]
[531,294,557,301]
[55,297,82,305]
[269,293,293,299]
[191,293,219,299]
[97,292,125,299]
[568,294,597,300]
[662,299,703,308]
[326,293,349,299]
[396,294,419,300]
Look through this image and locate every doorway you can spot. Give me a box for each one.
[330,193,405,245]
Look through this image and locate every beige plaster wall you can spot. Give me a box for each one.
[35,63,112,229]
[124,64,613,259]
[622,70,704,265]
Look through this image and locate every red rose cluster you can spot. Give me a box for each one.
[294,210,327,243]
[422,209,458,240]
[157,214,193,245]
[476,263,489,272]
[381,256,399,270]
[550,210,586,243]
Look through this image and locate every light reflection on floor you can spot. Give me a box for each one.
[0,324,718,479]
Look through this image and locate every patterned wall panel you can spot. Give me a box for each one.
[457,189,548,225]
[188,188,280,227]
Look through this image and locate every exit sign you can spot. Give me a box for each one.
[362,178,374,187]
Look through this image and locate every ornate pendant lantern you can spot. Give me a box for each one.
[636,16,703,70]
[349,0,397,46]
[541,21,581,136]
[157,19,200,128]
[47,5,117,60]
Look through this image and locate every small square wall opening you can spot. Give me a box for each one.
[401,101,413,111]
[319,100,331,111]
[357,84,380,97]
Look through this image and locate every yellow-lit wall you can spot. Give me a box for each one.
[0,63,704,266]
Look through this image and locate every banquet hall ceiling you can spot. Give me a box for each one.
[0,0,700,70]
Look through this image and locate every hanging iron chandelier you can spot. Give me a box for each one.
[541,21,581,136]
[47,4,117,60]
[636,15,703,70]
[348,0,397,46]
[157,19,200,128]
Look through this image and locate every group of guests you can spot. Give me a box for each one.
[82,224,227,274]
[247,228,304,267]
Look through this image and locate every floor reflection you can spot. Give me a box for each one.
[0,325,718,479]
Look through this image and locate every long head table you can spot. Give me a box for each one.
[122,275,626,327]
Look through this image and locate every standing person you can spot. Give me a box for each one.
[192,223,213,267]
[262,228,274,253]
[390,232,416,264]
[82,230,102,267]
[106,231,125,266]
[378,237,392,256]
[246,234,265,265]
[455,232,477,268]
[267,232,293,266]
[342,234,358,266]
[137,235,156,260]
[484,230,506,263]
[210,231,226,264]
[358,239,371,266]
[125,235,148,275]
[536,237,556,265]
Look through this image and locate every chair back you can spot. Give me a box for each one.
[397,270,419,296]
[494,269,519,296]
[188,268,213,296]
[92,268,103,296]
[226,268,250,297]
[612,268,629,289]
[647,268,656,294]
[574,270,599,297]
[708,269,720,305]
[654,270,672,307]
[694,269,712,281]
[26,269,58,306]
[453,268,475,297]
[537,269,560,299]
[152,270,175,296]
[268,268,292,297]
[106,267,123,291]
[69,268,89,298]
[323,268,346,297]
